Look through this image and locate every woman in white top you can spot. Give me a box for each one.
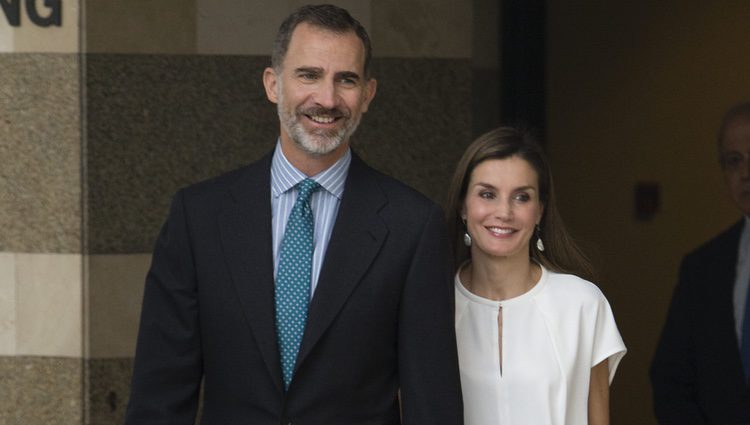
[446,127,626,425]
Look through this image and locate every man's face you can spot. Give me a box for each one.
[720,116,750,215]
[263,23,377,159]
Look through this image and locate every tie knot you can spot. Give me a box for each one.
[296,178,320,203]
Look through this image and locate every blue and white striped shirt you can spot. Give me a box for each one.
[270,142,351,296]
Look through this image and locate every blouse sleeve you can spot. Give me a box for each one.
[591,290,627,384]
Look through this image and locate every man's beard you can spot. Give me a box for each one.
[276,86,362,157]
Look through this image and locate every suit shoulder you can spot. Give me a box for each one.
[184,165,247,193]
[179,154,270,203]
[366,166,439,212]
[683,220,743,266]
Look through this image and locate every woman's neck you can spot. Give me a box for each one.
[460,253,541,301]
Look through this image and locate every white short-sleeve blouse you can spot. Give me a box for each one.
[455,265,626,425]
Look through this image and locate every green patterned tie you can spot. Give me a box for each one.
[275,178,320,390]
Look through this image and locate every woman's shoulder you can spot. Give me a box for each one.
[542,267,608,304]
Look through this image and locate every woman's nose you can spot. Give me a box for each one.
[495,201,513,220]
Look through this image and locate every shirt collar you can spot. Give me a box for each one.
[739,216,750,263]
[270,139,351,199]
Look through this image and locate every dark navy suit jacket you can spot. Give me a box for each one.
[652,220,750,424]
[125,152,463,424]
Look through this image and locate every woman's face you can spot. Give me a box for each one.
[461,156,544,262]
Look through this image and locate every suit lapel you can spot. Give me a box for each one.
[720,222,742,293]
[218,154,284,393]
[718,221,744,355]
[296,155,388,368]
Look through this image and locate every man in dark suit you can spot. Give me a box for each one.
[651,101,750,424]
[124,5,463,424]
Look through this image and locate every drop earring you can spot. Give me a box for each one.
[462,217,472,246]
[535,224,545,251]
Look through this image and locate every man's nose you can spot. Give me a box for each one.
[314,79,337,109]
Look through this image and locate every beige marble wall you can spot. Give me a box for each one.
[1,0,476,55]
[0,50,83,360]
[0,253,16,355]
[0,21,12,51]
[0,356,83,423]
[85,0,196,53]
[0,253,146,423]
[14,253,82,357]
[82,0,473,57]
[196,0,371,55]
[87,358,133,423]
[1,47,83,421]
[372,0,473,58]
[88,254,150,358]
[0,54,82,254]
[0,254,83,420]
[0,0,79,53]
[197,0,473,58]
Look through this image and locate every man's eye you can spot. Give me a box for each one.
[722,154,744,169]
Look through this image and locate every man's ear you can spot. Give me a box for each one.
[360,78,377,113]
[263,67,279,104]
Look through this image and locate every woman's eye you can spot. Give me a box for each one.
[479,191,495,199]
[514,193,530,202]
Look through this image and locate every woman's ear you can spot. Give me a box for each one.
[537,204,545,224]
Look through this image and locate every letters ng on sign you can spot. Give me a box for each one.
[1,0,62,27]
